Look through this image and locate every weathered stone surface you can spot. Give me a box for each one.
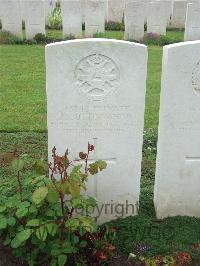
[171,0,187,28]
[184,2,200,41]
[85,0,105,37]
[124,1,145,41]
[1,0,22,38]
[155,41,200,219]
[46,39,147,223]
[60,0,82,38]
[23,0,46,40]
[147,1,167,35]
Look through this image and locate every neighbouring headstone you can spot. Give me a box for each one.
[60,0,82,38]
[184,3,200,41]
[85,0,105,37]
[163,0,172,26]
[23,0,46,40]
[45,39,147,223]
[154,41,200,219]
[147,1,167,35]
[1,0,22,38]
[171,0,187,28]
[107,0,125,22]
[124,1,145,41]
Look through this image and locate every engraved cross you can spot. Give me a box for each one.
[87,138,117,197]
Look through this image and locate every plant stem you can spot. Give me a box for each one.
[17,170,23,201]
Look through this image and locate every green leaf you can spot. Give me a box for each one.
[35,226,47,241]
[0,217,7,229]
[46,188,59,203]
[29,205,38,214]
[16,207,28,218]
[11,237,22,249]
[88,162,99,175]
[7,217,16,226]
[79,240,87,248]
[26,219,40,227]
[0,206,6,212]
[46,209,55,217]
[63,241,75,254]
[71,197,82,208]
[68,181,80,197]
[97,160,107,171]
[32,186,48,204]
[3,236,11,246]
[65,218,79,231]
[46,223,58,236]
[16,229,32,242]
[19,201,30,208]
[58,255,67,266]
[12,159,24,171]
[86,197,97,207]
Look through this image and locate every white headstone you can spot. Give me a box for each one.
[45,39,147,223]
[85,0,105,37]
[23,0,46,40]
[107,0,125,22]
[147,1,167,35]
[124,1,145,41]
[184,3,200,41]
[154,41,200,219]
[60,0,82,38]
[163,0,172,26]
[1,0,22,38]
[171,0,187,28]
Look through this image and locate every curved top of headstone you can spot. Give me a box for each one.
[46,38,147,49]
[163,40,200,49]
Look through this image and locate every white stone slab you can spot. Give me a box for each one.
[147,1,167,35]
[23,0,46,40]
[107,0,125,22]
[184,3,200,41]
[171,0,187,28]
[124,1,145,41]
[1,0,22,38]
[85,0,105,37]
[45,39,147,223]
[154,41,200,219]
[60,0,82,38]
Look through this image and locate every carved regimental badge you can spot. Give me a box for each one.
[75,54,120,101]
[192,61,200,95]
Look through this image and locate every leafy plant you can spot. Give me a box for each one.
[0,143,116,265]
[48,5,62,30]
[105,21,124,31]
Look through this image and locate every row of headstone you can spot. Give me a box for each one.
[61,0,105,38]
[0,0,50,39]
[0,0,106,39]
[184,2,200,40]
[46,38,200,223]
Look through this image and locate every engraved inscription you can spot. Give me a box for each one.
[75,54,120,101]
[50,105,134,133]
[192,60,200,95]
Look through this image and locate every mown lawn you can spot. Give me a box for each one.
[1,29,200,262]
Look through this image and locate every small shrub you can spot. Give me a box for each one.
[0,144,116,265]
[0,31,23,45]
[48,6,62,30]
[105,21,124,31]
[33,33,47,43]
[63,34,76,41]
